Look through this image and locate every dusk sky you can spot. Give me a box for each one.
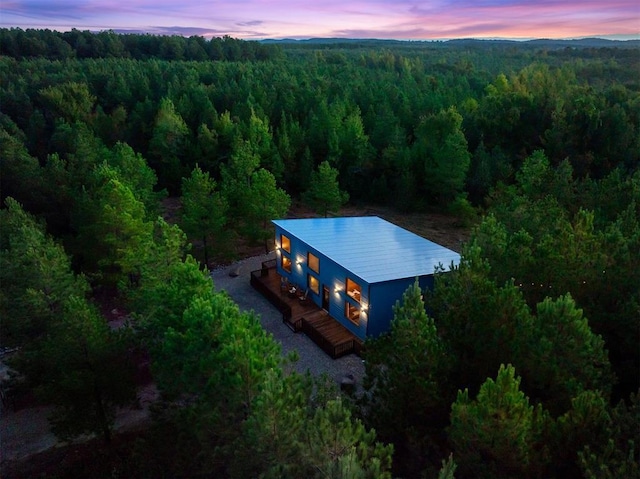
[1,1,638,41]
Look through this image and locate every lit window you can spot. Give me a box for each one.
[345,302,360,325]
[308,274,319,294]
[281,234,291,253]
[282,255,291,273]
[308,252,319,273]
[346,278,361,303]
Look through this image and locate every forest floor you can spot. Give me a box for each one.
[0,203,471,477]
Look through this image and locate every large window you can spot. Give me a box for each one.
[308,252,319,273]
[346,278,362,303]
[282,254,292,273]
[308,274,319,295]
[281,234,291,253]
[345,302,360,325]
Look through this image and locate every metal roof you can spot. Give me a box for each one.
[272,216,461,284]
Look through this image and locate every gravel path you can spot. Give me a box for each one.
[211,253,365,388]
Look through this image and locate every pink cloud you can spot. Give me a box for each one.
[0,0,638,39]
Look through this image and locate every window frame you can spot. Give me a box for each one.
[281,254,292,273]
[281,234,291,253]
[307,274,319,295]
[345,301,360,325]
[307,252,320,274]
[345,277,362,304]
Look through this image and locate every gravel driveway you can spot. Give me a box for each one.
[211,253,365,388]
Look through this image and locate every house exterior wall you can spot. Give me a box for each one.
[274,225,370,340]
[368,275,435,337]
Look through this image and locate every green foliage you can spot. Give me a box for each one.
[427,246,534,396]
[302,397,393,479]
[132,254,214,338]
[1,31,638,476]
[553,390,615,476]
[437,455,458,479]
[77,170,153,286]
[180,165,228,266]
[234,374,394,479]
[0,124,44,213]
[245,108,284,180]
[364,279,450,476]
[39,81,96,124]
[303,160,349,217]
[475,151,639,399]
[578,392,640,479]
[0,197,89,343]
[528,294,613,414]
[232,369,313,478]
[106,142,165,216]
[447,194,477,227]
[1,199,134,443]
[449,364,546,478]
[412,106,471,206]
[242,168,291,253]
[149,97,189,191]
[32,295,136,443]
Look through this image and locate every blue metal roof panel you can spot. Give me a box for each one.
[272,217,460,284]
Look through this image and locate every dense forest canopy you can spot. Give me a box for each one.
[0,29,638,478]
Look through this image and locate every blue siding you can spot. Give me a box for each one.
[368,276,435,338]
[274,224,370,340]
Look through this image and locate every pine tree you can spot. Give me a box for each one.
[0,197,89,343]
[181,165,227,267]
[149,97,189,191]
[243,168,291,253]
[527,294,613,415]
[77,169,153,287]
[303,160,349,217]
[33,295,136,444]
[449,364,546,478]
[302,397,393,479]
[364,279,450,477]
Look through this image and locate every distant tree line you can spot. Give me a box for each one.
[0,28,281,61]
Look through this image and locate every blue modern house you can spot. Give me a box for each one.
[272,216,461,341]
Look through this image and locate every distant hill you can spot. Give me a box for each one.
[262,37,640,49]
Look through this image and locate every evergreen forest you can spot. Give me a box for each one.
[0,28,639,478]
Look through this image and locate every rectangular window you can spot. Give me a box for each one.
[281,234,291,253]
[308,252,319,273]
[282,255,292,273]
[345,302,360,325]
[346,278,362,303]
[308,274,319,295]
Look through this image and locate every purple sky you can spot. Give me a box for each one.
[1,0,638,40]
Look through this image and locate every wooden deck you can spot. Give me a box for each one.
[250,262,362,358]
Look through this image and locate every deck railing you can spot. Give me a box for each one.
[250,268,292,321]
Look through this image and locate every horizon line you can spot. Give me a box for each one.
[1,26,638,43]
